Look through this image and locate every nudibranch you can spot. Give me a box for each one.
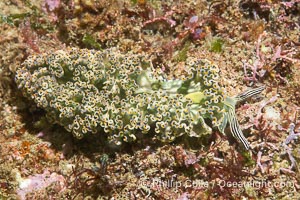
[15,48,264,149]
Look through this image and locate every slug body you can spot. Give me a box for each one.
[15,48,264,149]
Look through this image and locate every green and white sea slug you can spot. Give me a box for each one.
[15,48,264,150]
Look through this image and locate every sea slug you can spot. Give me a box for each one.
[15,48,264,149]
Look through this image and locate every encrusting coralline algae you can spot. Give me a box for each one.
[15,48,264,149]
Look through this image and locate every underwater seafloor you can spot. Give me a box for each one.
[0,0,299,199]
